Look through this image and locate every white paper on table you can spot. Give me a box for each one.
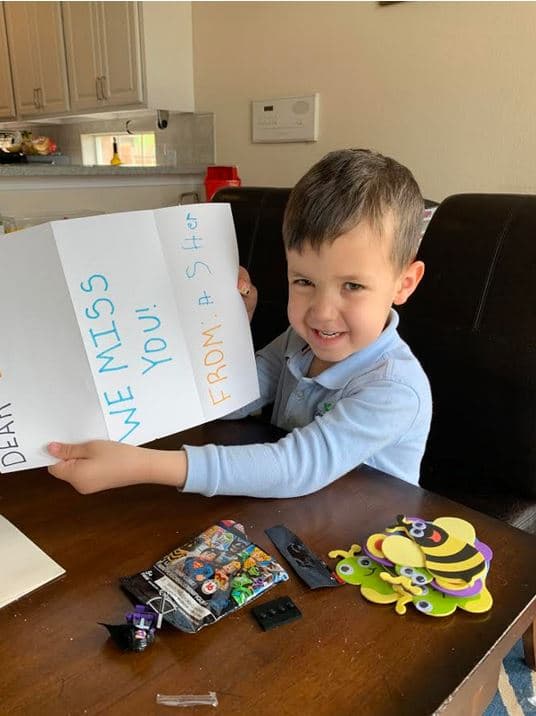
[0,204,259,472]
[0,514,65,608]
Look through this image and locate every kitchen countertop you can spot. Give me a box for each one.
[0,163,205,177]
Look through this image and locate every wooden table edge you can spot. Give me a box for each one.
[433,597,536,715]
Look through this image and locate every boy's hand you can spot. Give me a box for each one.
[238,266,258,322]
[47,440,187,494]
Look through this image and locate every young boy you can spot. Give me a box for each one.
[47,149,431,498]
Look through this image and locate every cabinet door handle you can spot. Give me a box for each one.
[100,75,108,100]
[96,77,102,100]
[38,88,44,109]
[33,89,40,109]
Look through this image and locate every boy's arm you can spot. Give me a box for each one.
[48,379,425,498]
[184,380,423,498]
[48,440,187,494]
[47,330,292,494]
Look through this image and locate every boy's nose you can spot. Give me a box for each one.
[309,292,337,322]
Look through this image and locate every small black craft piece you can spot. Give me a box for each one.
[251,596,302,631]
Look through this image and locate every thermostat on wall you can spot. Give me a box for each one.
[252,93,319,143]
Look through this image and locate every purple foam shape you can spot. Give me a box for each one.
[431,576,483,597]
[363,545,394,568]
[475,539,493,563]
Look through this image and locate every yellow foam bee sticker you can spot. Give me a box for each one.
[433,516,476,545]
[328,515,494,618]
[385,515,487,585]
[381,534,425,567]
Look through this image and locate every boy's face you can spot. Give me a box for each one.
[286,215,424,372]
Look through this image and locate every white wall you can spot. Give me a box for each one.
[192,1,536,200]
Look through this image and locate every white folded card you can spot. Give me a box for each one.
[0,204,259,472]
[0,514,65,608]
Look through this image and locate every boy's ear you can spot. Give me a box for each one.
[393,260,425,306]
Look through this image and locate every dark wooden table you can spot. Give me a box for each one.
[1,419,535,716]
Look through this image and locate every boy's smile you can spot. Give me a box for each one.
[286,217,424,376]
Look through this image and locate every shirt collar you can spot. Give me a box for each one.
[285,309,401,389]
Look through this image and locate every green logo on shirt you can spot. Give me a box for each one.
[315,401,333,418]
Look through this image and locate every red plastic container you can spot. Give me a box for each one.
[204,165,241,201]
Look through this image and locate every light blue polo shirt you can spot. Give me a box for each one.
[183,310,432,498]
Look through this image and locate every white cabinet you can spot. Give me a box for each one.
[0,4,16,121]
[3,2,70,118]
[0,1,194,121]
[62,2,143,112]
[62,1,194,114]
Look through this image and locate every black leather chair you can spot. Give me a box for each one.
[213,188,536,533]
[398,194,536,533]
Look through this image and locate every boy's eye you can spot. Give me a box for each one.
[344,282,364,291]
[293,278,313,287]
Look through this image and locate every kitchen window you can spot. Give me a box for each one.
[81,132,156,167]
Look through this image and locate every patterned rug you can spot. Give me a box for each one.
[484,641,536,715]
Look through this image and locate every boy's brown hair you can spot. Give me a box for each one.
[283,148,424,271]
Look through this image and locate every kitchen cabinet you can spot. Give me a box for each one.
[0,4,16,121]
[3,2,70,118]
[62,2,143,112]
[62,1,194,114]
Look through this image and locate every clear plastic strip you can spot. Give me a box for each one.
[156,692,218,707]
